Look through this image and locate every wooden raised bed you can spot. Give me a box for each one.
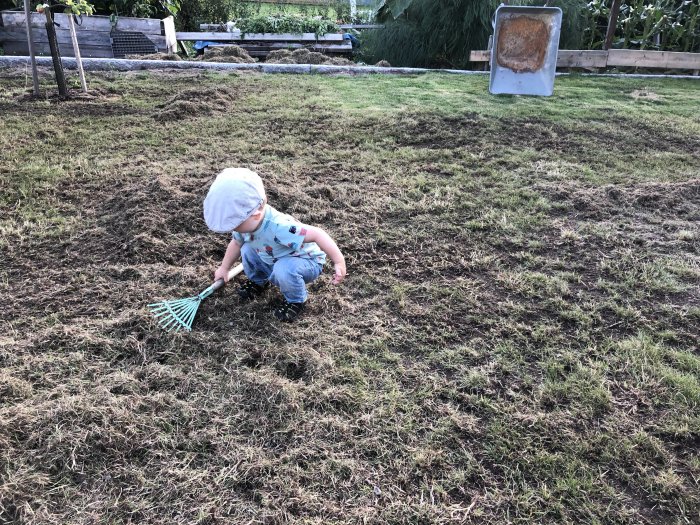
[176,30,352,57]
[0,10,176,58]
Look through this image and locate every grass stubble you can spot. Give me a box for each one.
[0,67,698,524]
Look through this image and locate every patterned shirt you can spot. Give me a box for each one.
[232,205,326,266]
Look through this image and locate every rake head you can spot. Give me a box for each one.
[148,295,203,332]
[148,265,243,333]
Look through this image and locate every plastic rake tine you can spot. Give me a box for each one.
[147,264,245,332]
[148,296,200,332]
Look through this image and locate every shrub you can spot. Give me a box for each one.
[583,0,700,52]
[237,14,339,35]
[176,0,258,31]
[360,0,498,69]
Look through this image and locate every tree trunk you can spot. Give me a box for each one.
[44,7,68,97]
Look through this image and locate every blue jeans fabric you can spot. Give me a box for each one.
[240,243,323,303]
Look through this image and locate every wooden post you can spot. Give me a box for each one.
[23,0,40,95]
[67,14,87,93]
[178,40,190,57]
[484,34,493,71]
[604,0,622,51]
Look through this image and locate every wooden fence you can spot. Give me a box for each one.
[0,10,176,58]
[470,49,700,73]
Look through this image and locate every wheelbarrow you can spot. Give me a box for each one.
[489,4,563,96]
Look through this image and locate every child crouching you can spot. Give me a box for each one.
[203,168,346,322]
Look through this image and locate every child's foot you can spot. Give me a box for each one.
[273,300,306,322]
[238,280,269,301]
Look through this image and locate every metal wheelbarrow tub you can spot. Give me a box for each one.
[489,5,563,96]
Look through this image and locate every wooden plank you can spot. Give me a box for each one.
[112,16,162,34]
[3,40,113,58]
[199,24,230,31]
[557,50,608,68]
[607,49,700,69]
[243,32,343,42]
[470,49,609,68]
[200,23,383,30]
[205,44,352,57]
[161,15,176,53]
[197,23,382,31]
[176,32,239,40]
[470,48,700,70]
[176,31,343,42]
[1,27,110,46]
[0,27,166,52]
[3,11,111,31]
[469,50,490,62]
[237,43,352,53]
[1,11,163,34]
[339,24,384,29]
[144,34,167,50]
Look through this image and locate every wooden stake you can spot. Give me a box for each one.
[23,0,40,96]
[67,14,87,93]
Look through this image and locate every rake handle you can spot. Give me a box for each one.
[210,263,245,293]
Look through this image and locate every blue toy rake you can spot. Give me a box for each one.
[148,264,244,332]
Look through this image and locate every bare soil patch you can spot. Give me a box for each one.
[1,72,698,525]
[388,113,700,157]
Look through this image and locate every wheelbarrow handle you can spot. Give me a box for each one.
[210,263,245,293]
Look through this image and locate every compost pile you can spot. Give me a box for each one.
[200,45,257,63]
[125,52,183,61]
[266,48,355,66]
[154,86,239,120]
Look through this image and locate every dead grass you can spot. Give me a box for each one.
[266,48,355,66]
[200,45,257,63]
[0,68,699,524]
[125,53,182,61]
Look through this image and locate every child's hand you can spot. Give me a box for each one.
[214,265,231,283]
[332,260,346,285]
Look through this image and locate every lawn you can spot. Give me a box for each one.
[0,68,699,525]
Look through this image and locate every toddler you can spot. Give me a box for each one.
[204,168,346,322]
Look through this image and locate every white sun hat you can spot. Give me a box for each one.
[203,168,266,233]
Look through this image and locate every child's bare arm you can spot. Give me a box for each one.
[215,239,242,282]
[303,226,346,284]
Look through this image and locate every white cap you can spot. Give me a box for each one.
[203,168,266,233]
